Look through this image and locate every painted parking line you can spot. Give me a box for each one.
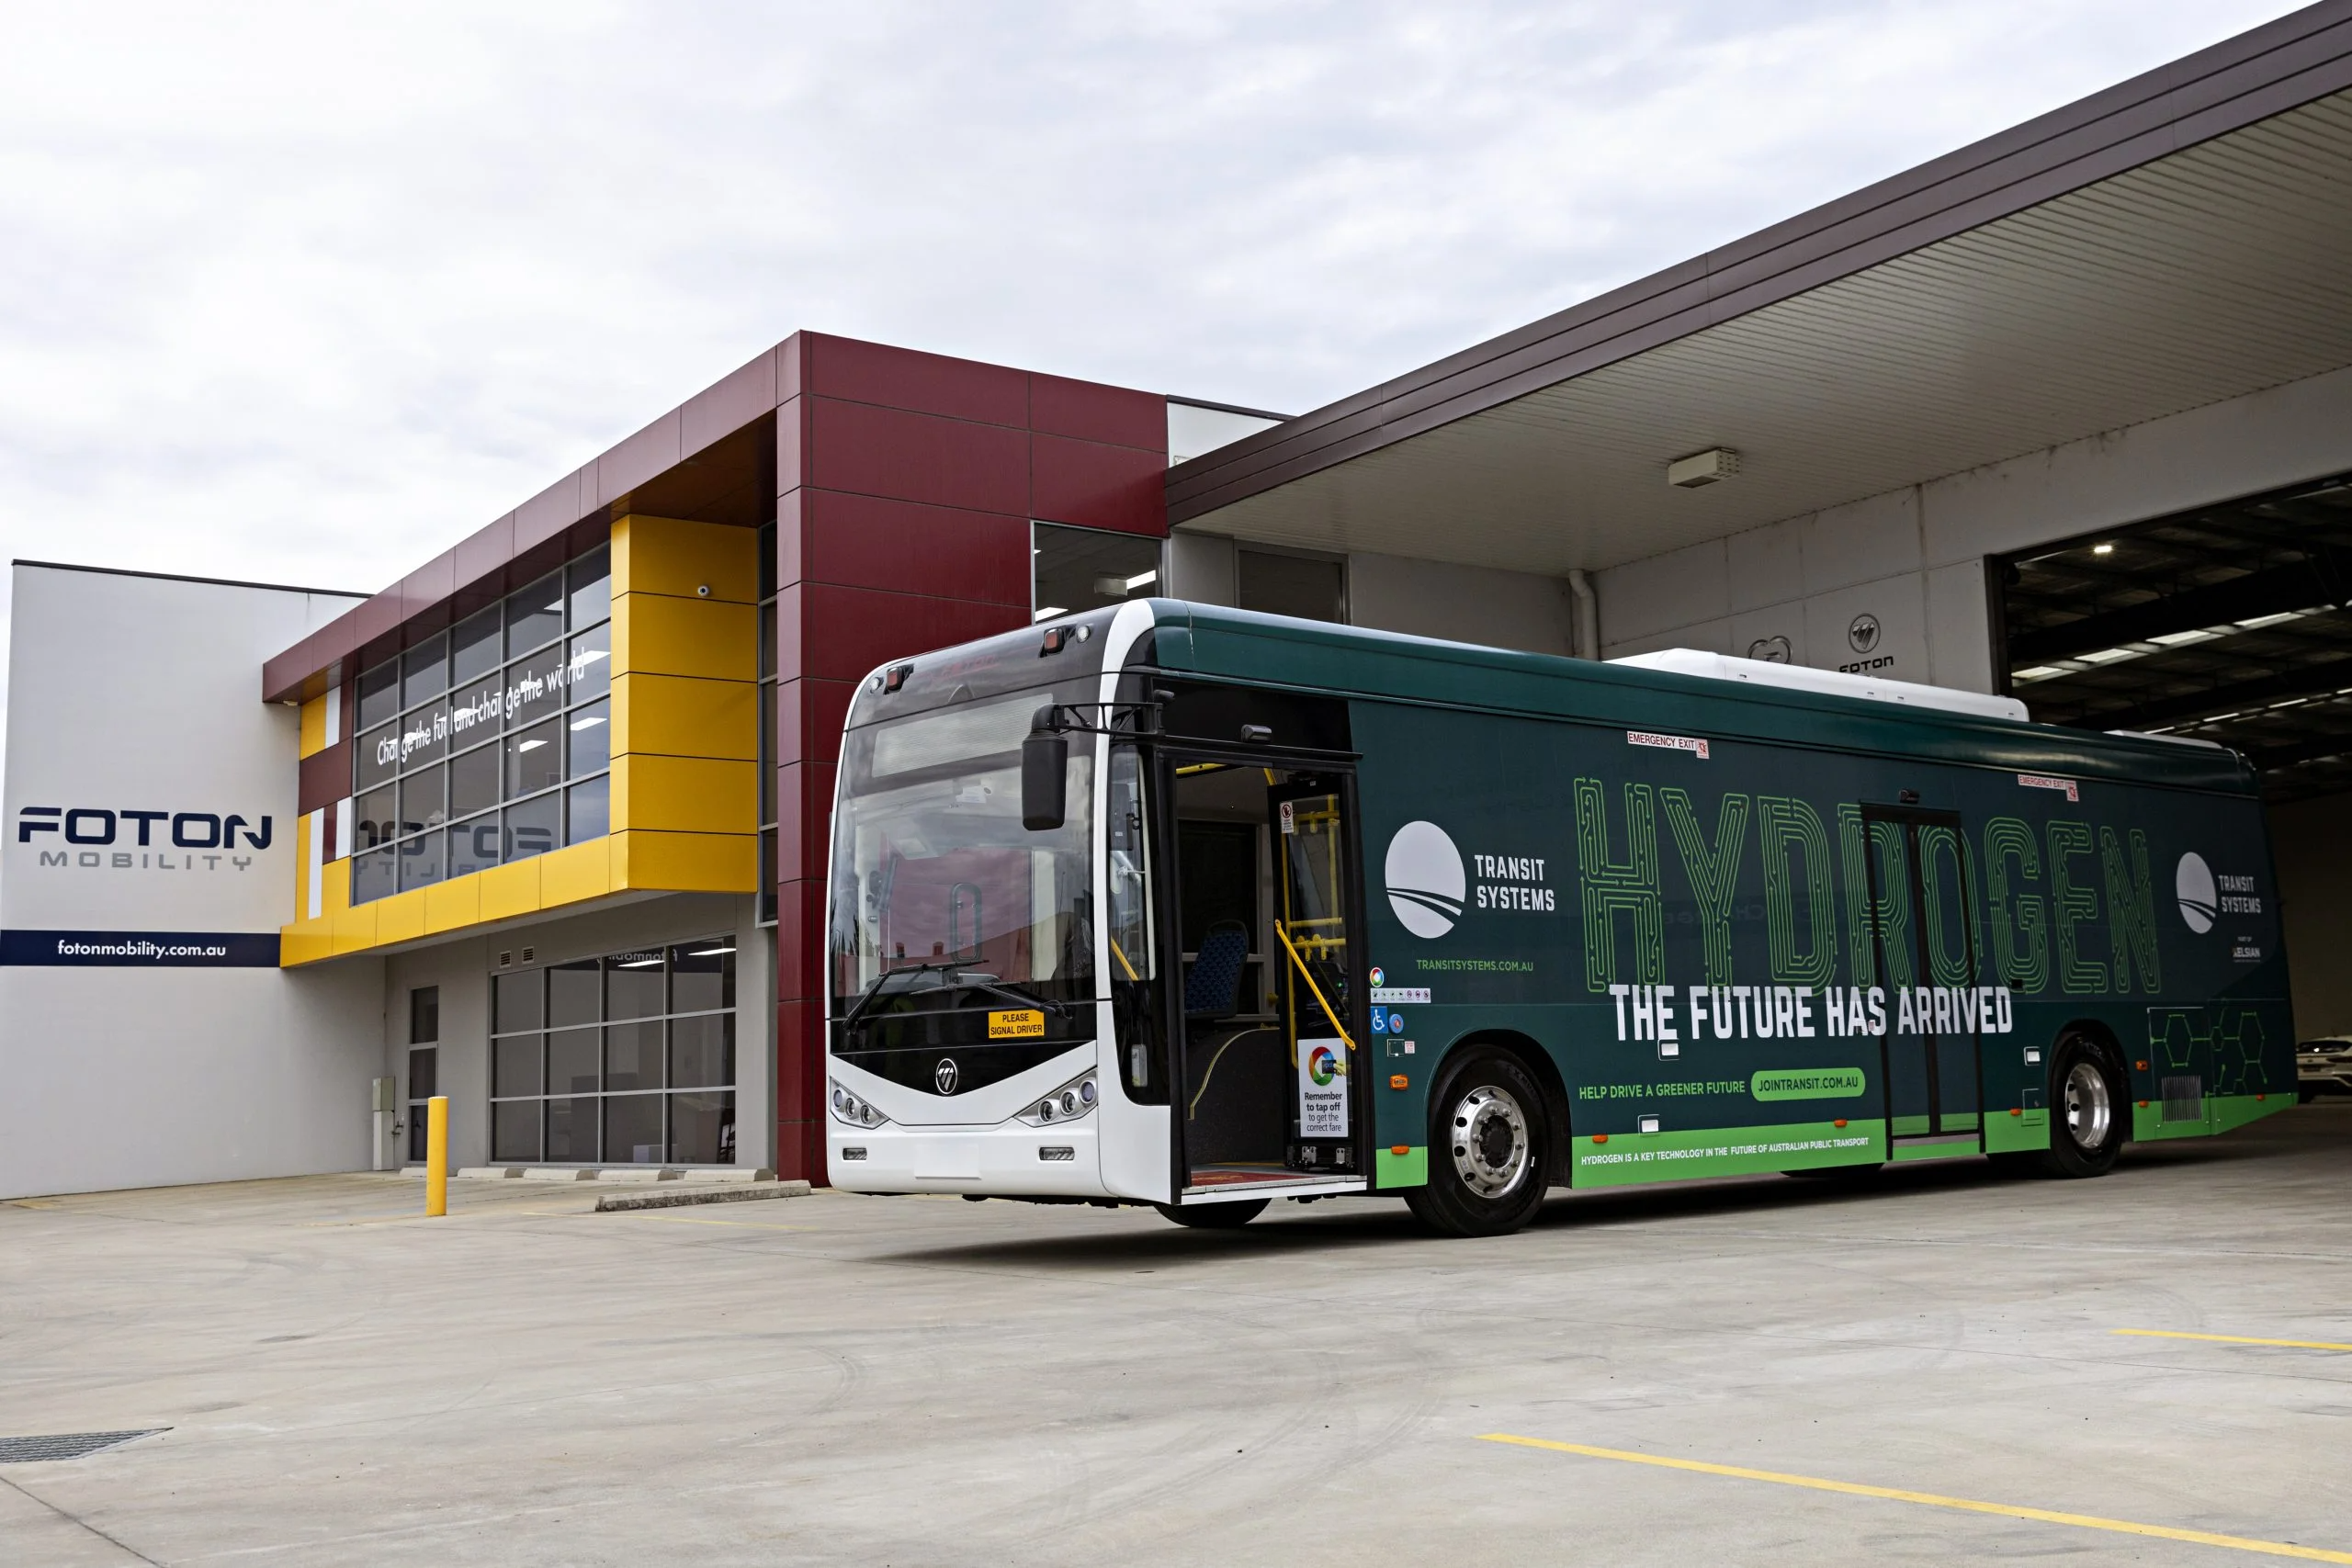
[2115,1328,2352,1354]
[1477,1435,2352,1563]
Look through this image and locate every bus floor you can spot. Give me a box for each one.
[1182,1022,1288,1190]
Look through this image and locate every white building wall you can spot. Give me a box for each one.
[1596,360,2352,694]
[0,564,377,1199]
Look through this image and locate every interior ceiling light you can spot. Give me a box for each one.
[2011,605,2330,685]
[2093,543,2115,555]
[1667,447,1740,488]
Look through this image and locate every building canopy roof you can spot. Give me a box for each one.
[1167,2,2352,576]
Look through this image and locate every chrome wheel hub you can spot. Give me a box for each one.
[1448,1083,1531,1200]
[2063,1059,2112,1151]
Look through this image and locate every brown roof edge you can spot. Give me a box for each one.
[1165,0,2352,524]
[260,341,791,703]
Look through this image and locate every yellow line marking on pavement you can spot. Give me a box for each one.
[2115,1329,2352,1354]
[1477,1435,2352,1563]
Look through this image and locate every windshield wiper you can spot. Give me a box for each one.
[839,960,1071,1032]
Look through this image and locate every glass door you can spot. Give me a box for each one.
[1271,776,1363,1175]
[1860,806,1985,1156]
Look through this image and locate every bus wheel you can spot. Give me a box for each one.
[1406,1047,1551,1237]
[1154,1200,1267,1229]
[2040,1037,2125,1179]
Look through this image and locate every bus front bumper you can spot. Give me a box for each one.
[827,1120,1108,1197]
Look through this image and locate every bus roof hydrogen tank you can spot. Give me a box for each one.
[823,600,2290,1236]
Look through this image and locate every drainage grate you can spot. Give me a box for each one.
[0,1429,166,1464]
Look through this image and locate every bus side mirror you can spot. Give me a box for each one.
[1023,708,1068,830]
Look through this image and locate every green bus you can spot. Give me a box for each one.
[824,600,2291,1235]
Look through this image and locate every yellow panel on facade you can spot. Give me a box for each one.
[612,514,759,603]
[611,754,758,836]
[374,887,428,946]
[611,829,758,894]
[477,859,542,924]
[612,672,758,761]
[281,926,334,966]
[614,593,756,682]
[321,854,351,916]
[299,694,328,759]
[537,840,614,908]
[331,902,379,955]
[422,875,481,935]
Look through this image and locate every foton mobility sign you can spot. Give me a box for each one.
[0,565,331,967]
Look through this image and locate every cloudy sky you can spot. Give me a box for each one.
[0,0,2308,759]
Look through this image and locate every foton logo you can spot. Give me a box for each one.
[17,807,273,872]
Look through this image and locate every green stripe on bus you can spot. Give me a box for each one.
[1569,1121,1883,1187]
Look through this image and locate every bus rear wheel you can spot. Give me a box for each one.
[2037,1036,2126,1179]
[1405,1047,1551,1237]
[1155,1200,1267,1229]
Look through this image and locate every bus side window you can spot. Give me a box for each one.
[1107,748,1168,1101]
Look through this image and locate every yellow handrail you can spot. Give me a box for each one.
[1274,919,1357,1055]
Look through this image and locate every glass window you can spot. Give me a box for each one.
[355,723,399,795]
[668,1013,732,1088]
[568,545,611,629]
[492,1100,540,1163]
[494,969,544,1032]
[447,814,500,879]
[758,600,776,680]
[448,742,500,820]
[410,987,440,1044]
[547,961,599,1029]
[505,719,561,796]
[545,1097,595,1162]
[494,1034,542,1097]
[669,1091,735,1165]
[565,623,611,705]
[670,942,735,1012]
[605,1093,663,1165]
[605,1019,661,1092]
[401,632,448,710]
[507,570,564,655]
[1032,521,1162,622]
[399,828,445,892]
[505,642,567,732]
[354,785,397,852]
[606,951,665,1019]
[447,674,502,752]
[548,1026,600,1096]
[504,791,560,862]
[352,844,398,905]
[482,936,738,1165]
[451,605,502,683]
[356,660,400,729]
[567,700,609,779]
[566,777,608,845]
[395,698,449,771]
[400,764,447,837]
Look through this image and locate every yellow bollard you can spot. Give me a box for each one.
[425,1095,449,1217]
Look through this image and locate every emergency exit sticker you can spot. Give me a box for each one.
[1628,730,1710,760]
[1297,1038,1350,1137]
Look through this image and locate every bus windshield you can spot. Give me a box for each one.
[828,692,1097,1032]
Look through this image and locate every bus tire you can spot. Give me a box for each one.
[1406,1046,1551,1237]
[2038,1035,2125,1179]
[1155,1200,1267,1229]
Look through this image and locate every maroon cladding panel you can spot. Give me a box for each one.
[804,333,1029,426]
[453,513,516,601]
[298,741,349,817]
[785,582,1027,685]
[595,411,682,510]
[1030,373,1165,451]
[792,490,1030,604]
[806,398,1030,515]
[1031,434,1166,536]
[682,348,778,458]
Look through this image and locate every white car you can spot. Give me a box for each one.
[2298,1037,2352,1101]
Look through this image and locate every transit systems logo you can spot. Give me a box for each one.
[1384,820,1465,938]
[2176,852,2218,933]
[1306,1043,1340,1087]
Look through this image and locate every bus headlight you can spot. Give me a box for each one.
[1017,1070,1098,1128]
[829,1079,890,1129]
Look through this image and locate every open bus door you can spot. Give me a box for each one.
[1860,804,1988,1162]
[1160,754,1367,1202]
